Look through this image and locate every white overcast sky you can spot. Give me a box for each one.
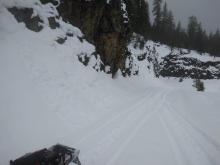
[148,0,220,33]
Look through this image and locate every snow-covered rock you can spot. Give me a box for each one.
[129,35,220,79]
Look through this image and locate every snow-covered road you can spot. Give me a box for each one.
[70,87,220,165]
[1,5,220,165]
[77,88,167,165]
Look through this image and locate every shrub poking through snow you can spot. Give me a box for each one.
[193,79,205,91]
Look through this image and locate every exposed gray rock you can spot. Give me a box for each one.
[48,17,60,29]
[159,54,220,79]
[8,7,43,32]
[56,37,67,44]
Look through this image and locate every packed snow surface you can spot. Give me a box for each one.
[0,2,220,165]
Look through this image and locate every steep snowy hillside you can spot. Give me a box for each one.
[1,1,220,165]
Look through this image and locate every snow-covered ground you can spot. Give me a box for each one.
[1,1,220,165]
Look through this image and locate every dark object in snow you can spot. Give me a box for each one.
[48,17,60,29]
[193,79,205,92]
[56,37,67,44]
[78,53,90,66]
[8,7,43,32]
[10,144,81,165]
[40,0,59,6]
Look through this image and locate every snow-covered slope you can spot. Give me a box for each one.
[1,1,220,165]
[128,36,220,79]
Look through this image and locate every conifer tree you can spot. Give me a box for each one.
[174,21,181,47]
[124,0,220,56]
[125,0,151,38]
[137,0,151,37]
[209,29,220,56]
[160,2,168,41]
[187,16,199,49]
[167,10,175,46]
[161,2,168,29]
[194,23,206,53]
[152,0,162,31]
[174,21,187,47]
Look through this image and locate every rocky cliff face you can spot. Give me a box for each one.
[159,53,220,79]
[56,0,130,77]
[129,38,220,80]
[8,0,131,77]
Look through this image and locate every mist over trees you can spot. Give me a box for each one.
[129,0,220,57]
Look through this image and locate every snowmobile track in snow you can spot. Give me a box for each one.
[105,90,168,165]
[74,89,155,144]
[159,96,220,165]
[77,89,168,165]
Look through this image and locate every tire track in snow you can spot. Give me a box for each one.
[159,108,194,165]
[166,102,220,165]
[167,102,220,152]
[106,90,168,165]
[159,101,214,165]
[79,95,156,164]
[79,89,167,165]
[75,88,156,145]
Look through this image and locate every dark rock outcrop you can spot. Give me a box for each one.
[56,36,67,44]
[8,7,60,31]
[159,54,220,79]
[8,7,43,32]
[40,0,59,5]
[48,17,60,29]
[57,0,131,77]
[132,40,220,79]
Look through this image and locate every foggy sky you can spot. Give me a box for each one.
[148,0,220,33]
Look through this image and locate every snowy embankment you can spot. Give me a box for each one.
[1,1,220,165]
